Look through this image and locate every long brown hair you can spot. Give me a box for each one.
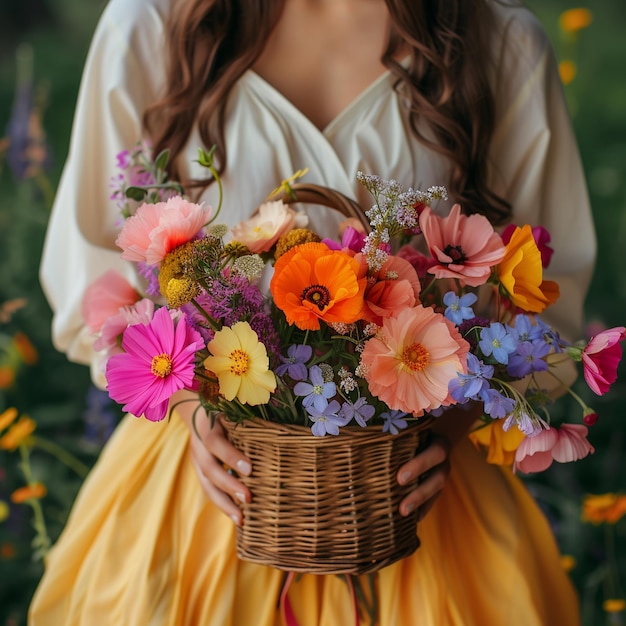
[145,0,511,224]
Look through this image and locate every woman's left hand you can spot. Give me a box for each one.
[397,434,451,520]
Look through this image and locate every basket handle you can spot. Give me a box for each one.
[272,182,371,234]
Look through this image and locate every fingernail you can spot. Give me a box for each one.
[230,514,241,526]
[399,471,412,485]
[404,503,415,516]
[236,460,251,476]
[235,491,247,503]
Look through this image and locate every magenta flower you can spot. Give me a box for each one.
[105,307,204,421]
[581,327,626,395]
[419,204,505,287]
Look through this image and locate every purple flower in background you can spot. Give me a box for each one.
[294,365,336,411]
[82,386,117,448]
[443,291,478,325]
[507,340,551,378]
[307,400,350,436]
[479,323,517,364]
[381,410,409,435]
[275,344,312,380]
[480,388,515,419]
[339,397,376,427]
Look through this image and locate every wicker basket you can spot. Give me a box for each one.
[221,415,433,575]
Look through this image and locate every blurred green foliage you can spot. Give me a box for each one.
[0,1,624,625]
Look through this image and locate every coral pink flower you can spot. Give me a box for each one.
[359,255,422,325]
[105,306,204,422]
[94,298,155,355]
[581,327,626,395]
[81,270,140,333]
[231,200,307,254]
[419,204,505,287]
[514,424,594,473]
[502,224,554,269]
[116,196,212,265]
[360,305,469,416]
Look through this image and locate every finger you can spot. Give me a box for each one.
[399,462,448,517]
[200,418,253,479]
[397,435,450,486]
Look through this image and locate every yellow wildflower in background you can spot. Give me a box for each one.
[582,493,626,524]
[559,60,577,85]
[10,482,46,504]
[0,500,9,522]
[0,415,36,450]
[603,599,626,613]
[559,8,593,33]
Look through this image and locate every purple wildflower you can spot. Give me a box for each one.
[449,353,493,402]
[443,291,478,326]
[275,344,312,380]
[478,323,517,365]
[479,388,516,420]
[339,397,376,427]
[294,365,336,412]
[507,340,551,378]
[307,400,351,436]
[380,410,409,435]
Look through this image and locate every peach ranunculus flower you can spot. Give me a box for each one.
[359,254,422,326]
[81,269,141,333]
[231,201,308,254]
[419,204,505,287]
[270,242,366,331]
[513,423,594,473]
[468,419,526,465]
[497,224,559,313]
[116,196,212,265]
[581,493,626,525]
[360,305,469,416]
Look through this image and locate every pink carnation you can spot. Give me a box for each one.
[581,327,626,395]
[116,196,212,265]
[514,424,594,473]
[419,204,505,287]
[105,306,204,422]
[81,270,140,333]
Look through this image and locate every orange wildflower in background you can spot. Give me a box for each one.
[559,8,593,33]
[497,224,559,313]
[0,407,19,430]
[582,493,626,524]
[603,599,626,614]
[0,366,15,389]
[559,60,577,85]
[10,482,46,504]
[12,331,38,365]
[270,242,366,331]
[469,419,525,465]
[560,555,576,573]
[0,416,36,450]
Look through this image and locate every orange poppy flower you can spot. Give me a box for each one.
[581,493,626,525]
[469,419,525,465]
[497,225,559,313]
[270,242,366,331]
[11,482,46,504]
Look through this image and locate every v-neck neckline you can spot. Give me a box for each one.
[244,67,397,137]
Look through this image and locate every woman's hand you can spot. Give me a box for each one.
[174,390,252,526]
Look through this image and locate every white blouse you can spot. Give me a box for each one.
[40,0,596,387]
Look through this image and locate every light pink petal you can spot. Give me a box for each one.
[552,424,595,463]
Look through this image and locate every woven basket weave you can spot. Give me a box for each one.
[221,416,433,575]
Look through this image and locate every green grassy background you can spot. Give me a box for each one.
[0,1,624,624]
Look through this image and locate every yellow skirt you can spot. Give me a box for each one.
[29,413,579,625]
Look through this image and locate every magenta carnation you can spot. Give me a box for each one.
[105,306,205,421]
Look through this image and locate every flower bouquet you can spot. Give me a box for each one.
[83,145,625,574]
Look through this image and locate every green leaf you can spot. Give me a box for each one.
[125,186,148,201]
[153,148,171,173]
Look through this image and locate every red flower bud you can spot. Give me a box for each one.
[583,412,599,426]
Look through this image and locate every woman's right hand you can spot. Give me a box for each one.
[174,391,252,526]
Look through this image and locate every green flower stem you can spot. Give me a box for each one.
[18,443,51,559]
[546,369,593,413]
[31,435,90,478]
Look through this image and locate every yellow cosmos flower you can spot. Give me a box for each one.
[582,493,626,525]
[204,321,276,406]
[0,416,36,450]
[603,599,626,614]
[559,8,592,33]
[469,419,525,465]
[11,482,47,504]
[559,60,577,85]
[497,225,559,313]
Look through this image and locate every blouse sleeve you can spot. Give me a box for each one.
[487,8,597,342]
[39,0,168,386]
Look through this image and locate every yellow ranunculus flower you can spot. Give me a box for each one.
[559,8,592,34]
[469,419,525,466]
[0,416,36,450]
[582,493,626,525]
[497,225,559,313]
[204,321,277,406]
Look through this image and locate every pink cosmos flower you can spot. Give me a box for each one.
[94,298,156,355]
[360,305,469,416]
[501,224,554,269]
[116,196,212,265]
[105,306,204,422]
[514,424,594,473]
[359,255,422,326]
[81,270,140,333]
[231,200,307,254]
[581,327,626,395]
[419,204,505,287]
[323,224,367,254]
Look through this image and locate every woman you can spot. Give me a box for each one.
[30,0,595,624]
